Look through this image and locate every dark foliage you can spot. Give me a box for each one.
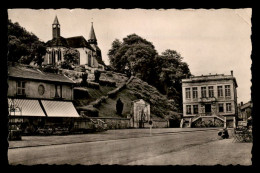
[8,20,46,66]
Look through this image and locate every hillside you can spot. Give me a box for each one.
[70,70,180,121]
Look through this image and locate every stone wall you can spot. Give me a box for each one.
[91,117,131,129]
[152,120,169,128]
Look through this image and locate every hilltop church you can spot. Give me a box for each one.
[43,16,105,70]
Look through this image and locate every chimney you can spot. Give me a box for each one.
[241,102,243,106]
[231,70,233,76]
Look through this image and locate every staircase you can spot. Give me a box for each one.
[191,114,201,123]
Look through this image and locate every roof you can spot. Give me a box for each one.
[8,65,75,84]
[90,44,105,66]
[53,16,60,25]
[240,101,252,110]
[182,74,238,87]
[89,22,97,41]
[66,36,94,50]
[46,36,68,47]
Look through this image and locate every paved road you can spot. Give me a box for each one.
[8,128,252,165]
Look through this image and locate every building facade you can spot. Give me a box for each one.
[130,99,151,128]
[43,16,105,71]
[238,101,252,126]
[8,64,80,133]
[181,71,238,128]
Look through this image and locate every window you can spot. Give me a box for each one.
[186,105,192,114]
[17,81,26,95]
[193,105,198,114]
[226,103,232,112]
[57,50,61,61]
[51,50,55,64]
[217,86,223,97]
[201,87,206,98]
[218,103,224,112]
[225,85,231,97]
[38,85,45,95]
[192,87,198,99]
[185,88,191,99]
[54,85,62,98]
[208,86,214,98]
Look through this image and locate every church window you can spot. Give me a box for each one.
[88,53,92,66]
[51,50,55,64]
[58,49,61,61]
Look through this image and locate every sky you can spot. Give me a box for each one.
[8,8,252,103]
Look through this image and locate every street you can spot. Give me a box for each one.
[8,128,252,165]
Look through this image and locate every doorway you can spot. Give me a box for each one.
[205,104,211,113]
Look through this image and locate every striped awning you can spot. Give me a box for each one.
[41,100,80,117]
[8,98,46,117]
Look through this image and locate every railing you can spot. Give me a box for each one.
[191,114,201,122]
[215,114,225,121]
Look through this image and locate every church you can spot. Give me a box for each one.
[43,16,105,70]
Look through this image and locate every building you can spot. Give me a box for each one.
[43,16,105,71]
[238,100,252,126]
[8,63,80,133]
[181,71,238,128]
[130,99,151,128]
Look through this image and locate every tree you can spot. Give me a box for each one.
[61,48,79,69]
[108,34,157,82]
[116,98,124,116]
[108,34,191,111]
[7,20,47,66]
[154,49,191,109]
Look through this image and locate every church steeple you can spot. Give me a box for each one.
[88,22,97,45]
[52,15,60,39]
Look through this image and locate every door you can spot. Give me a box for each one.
[205,104,211,114]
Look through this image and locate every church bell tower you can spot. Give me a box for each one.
[88,22,97,45]
[52,16,60,39]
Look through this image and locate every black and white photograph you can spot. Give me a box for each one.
[3,8,252,166]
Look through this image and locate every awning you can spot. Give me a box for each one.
[41,100,80,117]
[8,98,46,117]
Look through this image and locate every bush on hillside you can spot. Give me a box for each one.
[94,70,101,82]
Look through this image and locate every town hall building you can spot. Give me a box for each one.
[181,71,238,128]
[43,16,105,71]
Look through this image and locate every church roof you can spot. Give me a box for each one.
[96,56,106,66]
[89,22,97,41]
[53,16,60,25]
[66,36,94,50]
[46,36,68,47]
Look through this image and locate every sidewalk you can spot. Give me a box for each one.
[9,128,222,149]
[127,138,252,165]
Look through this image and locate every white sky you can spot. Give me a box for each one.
[8,8,252,103]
